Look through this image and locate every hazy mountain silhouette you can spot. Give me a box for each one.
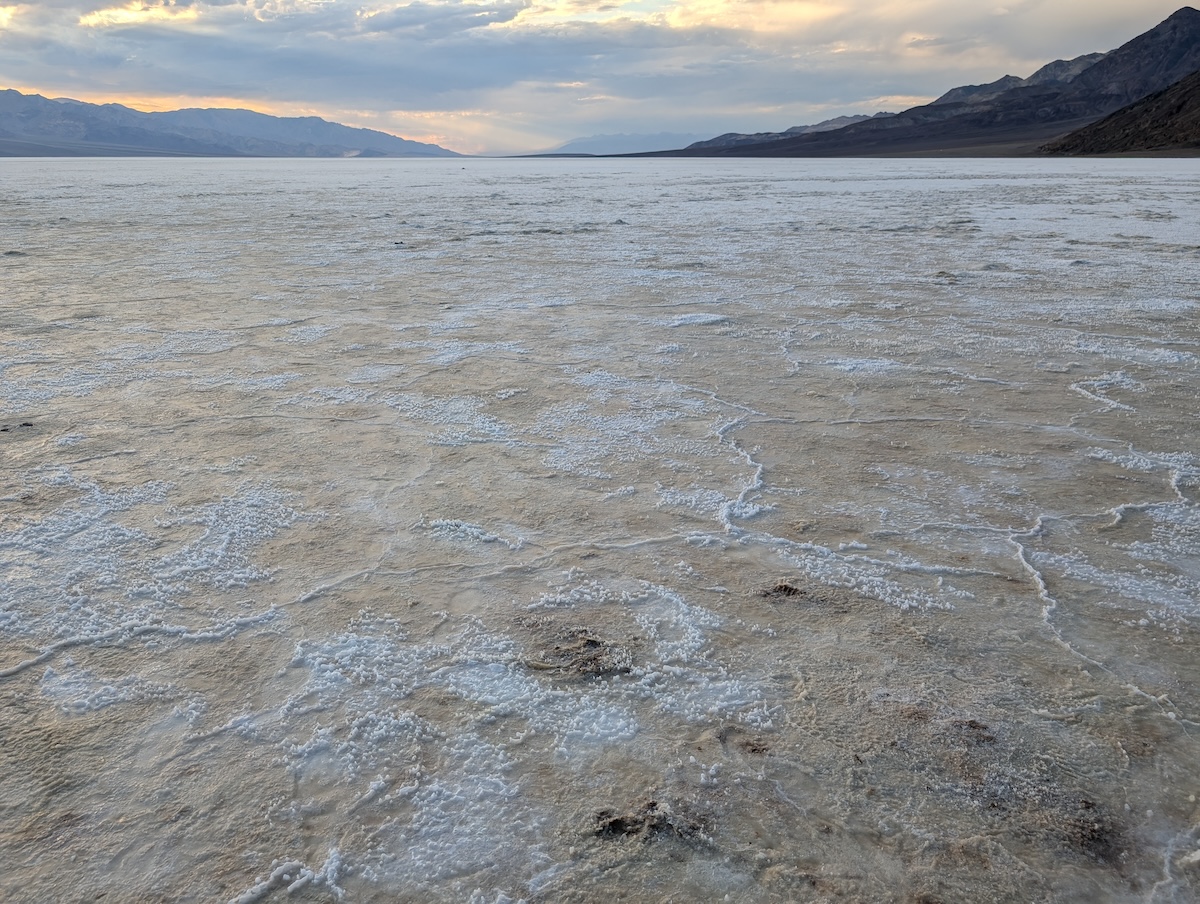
[684,113,895,150]
[545,133,711,155]
[0,90,459,157]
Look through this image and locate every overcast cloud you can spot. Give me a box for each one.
[0,1,1189,152]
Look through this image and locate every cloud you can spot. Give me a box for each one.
[0,1,1189,152]
[906,34,975,50]
[360,0,530,36]
[664,0,844,32]
[79,2,200,28]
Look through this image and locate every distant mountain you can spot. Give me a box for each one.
[547,133,710,155]
[1042,67,1200,154]
[0,90,459,157]
[930,53,1107,105]
[657,6,1200,157]
[148,108,457,157]
[685,113,895,150]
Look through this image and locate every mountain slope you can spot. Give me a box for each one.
[0,92,244,156]
[685,113,894,150]
[664,7,1200,157]
[148,108,455,157]
[547,133,711,155]
[1042,67,1200,154]
[0,90,459,157]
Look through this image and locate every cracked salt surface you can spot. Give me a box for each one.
[0,468,309,658]
[2,157,1199,904]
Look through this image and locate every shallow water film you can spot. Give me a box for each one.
[2,158,1199,903]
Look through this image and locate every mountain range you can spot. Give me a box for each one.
[0,92,458,158]
[3,7,1197,159]
[661,6,1200,157]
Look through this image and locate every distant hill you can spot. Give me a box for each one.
[657,6,1200,157]
[547,133,710,155]
[1042,67,1200,154]
[684,113,895,150]
[0,90,459,157]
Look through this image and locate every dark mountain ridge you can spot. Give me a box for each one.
[1043,67,1200,154]
[662,7,1200,157]
[0,90,459,157]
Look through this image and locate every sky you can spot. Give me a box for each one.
[0,1,1189,154]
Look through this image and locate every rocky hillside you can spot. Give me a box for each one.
[1042,67,1200,154]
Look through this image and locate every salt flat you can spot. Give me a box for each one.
[1,157,1198,903]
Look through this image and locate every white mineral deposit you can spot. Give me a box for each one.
[2,157,1197,903]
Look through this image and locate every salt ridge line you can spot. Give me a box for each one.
[0,608,282,679]
[1007,518,1197,727]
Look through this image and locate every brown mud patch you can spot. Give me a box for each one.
[516,616,639,679]
[593,796,710,844]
